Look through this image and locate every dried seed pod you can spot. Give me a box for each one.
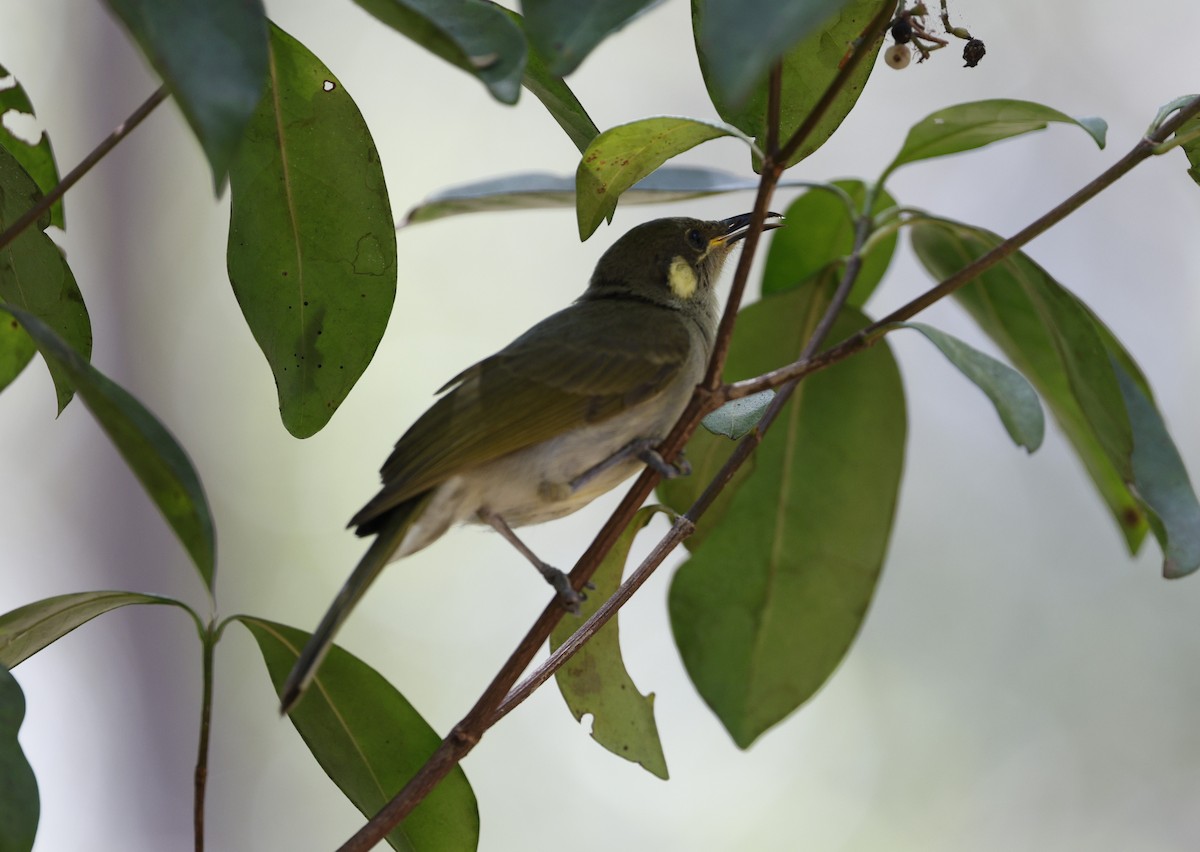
[885,43,912,69]
[963,38,986,67]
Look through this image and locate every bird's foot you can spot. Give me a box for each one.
[637,445,691,479]
[539,563,586,614]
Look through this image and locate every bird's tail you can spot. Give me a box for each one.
[278,493,430,714]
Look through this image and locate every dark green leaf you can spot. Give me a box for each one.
[701,389,774,440]
[354,0,526,104]
[575,117,752,239]
[509,9,599,153]
[0,147,90,411]
[911,219,1147,551]
[1112,362,1200,578]
[692,0,859,110]
[699,0,890,167]
[0,63,64,228]
[893,322,1044,452]
[0,591,196,668]
[406,165,771,224]
[883,99,1106,179]
[522,0,662,76]
[240,617,479,852]
[551,505,669,778]
[761,179,896,303]
[670,297,906,748]
[2,306,216,589]
[0,664,37,852]
[658,271,838,548]
[228,24,398,439]
[103,0,268,187]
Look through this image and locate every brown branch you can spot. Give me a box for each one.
[0,86,169,252]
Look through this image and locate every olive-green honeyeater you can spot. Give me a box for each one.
[280,213,782,711]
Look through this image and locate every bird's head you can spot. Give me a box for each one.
[586,213,784,312]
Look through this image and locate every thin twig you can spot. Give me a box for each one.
[194,623,216,852]
[0,86,169,252]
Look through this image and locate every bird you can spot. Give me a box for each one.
[279,212,782,712]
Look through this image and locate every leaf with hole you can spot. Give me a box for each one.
[103,0,268,187]
[0,62,64,228]
[0,147,90,410]
[2,306,216,590]
[240,617,479,852]
[551,505,669,779]
[228,24,397,439]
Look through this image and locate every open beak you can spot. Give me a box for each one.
[722,211,785,244]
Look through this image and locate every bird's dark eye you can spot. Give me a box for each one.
[686,228,706,251]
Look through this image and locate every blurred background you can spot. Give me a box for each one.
[2,1,1199,850]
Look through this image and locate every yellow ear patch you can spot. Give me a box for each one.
[668,255,698,299]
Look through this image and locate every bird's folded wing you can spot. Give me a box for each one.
[349,300,693,528]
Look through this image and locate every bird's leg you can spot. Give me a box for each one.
[478,508,584,613]
[568,437,690,493]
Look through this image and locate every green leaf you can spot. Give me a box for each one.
[0,63,64,228]
[0,147,90,411]
[354,0,526,105]
[883,99,1107,179]
[658,271,838,548]
[669,297,906,748]
[700,389,774,440]
[910,219,1147,551]
[0,591,196,668]
[522,0,662,76]
[1,306,217,589]
[240,617,479,852]
[550,505,669,779]
[102,0,268,187]
[228,24,398,439]
[1174,110,1200,187]
[699,0,890,167]
[575,117,752,238]
[0,664,37,852]
[761,179,896,303]
[892,322,1044,452]
[509,10,599,153]
[692,0,860,110]
[406,165,772,224]
[1112,361,1200,578]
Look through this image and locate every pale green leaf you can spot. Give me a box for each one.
[551,505,669,779]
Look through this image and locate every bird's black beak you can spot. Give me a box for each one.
[721,211,785,244]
